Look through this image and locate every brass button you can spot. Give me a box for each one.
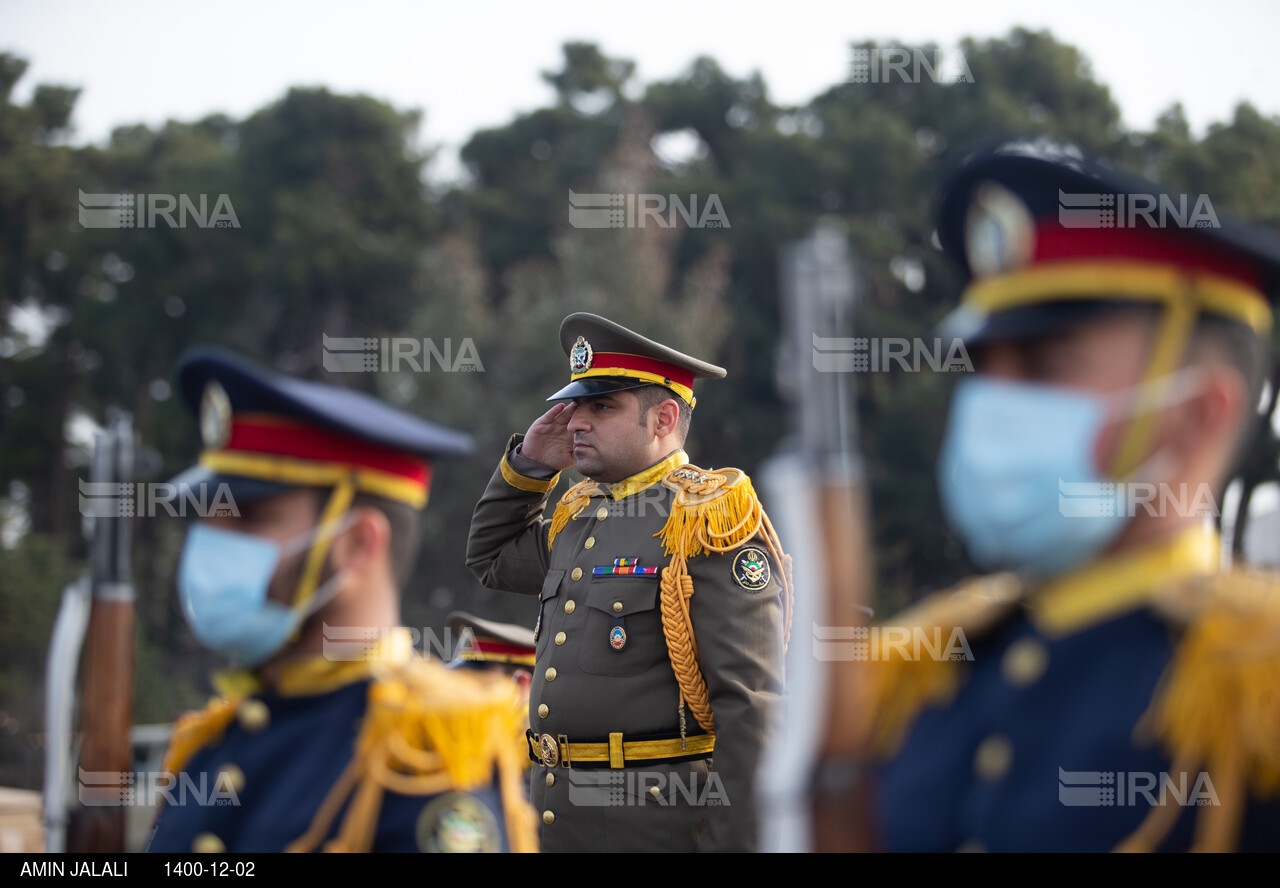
[545,773,555,788]
[237,699,269,732]
[542,810,555,825]
[612,601,623,613]
[217,763,246,793]
[192,832,225,853]
[545,667,557,681]
[585,536,596,549]
[1001,638,1049,687]
[596,507,608,520]
[974,734,1013,782]
[538,704,549,718]
[554,632,566,646]
[649,785,661,799]
[564,600,576,614]
[571,567,583,581]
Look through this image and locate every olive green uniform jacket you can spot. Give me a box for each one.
[466,437,786,852]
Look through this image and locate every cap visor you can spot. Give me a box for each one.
[167,464,295,511]
[936,300,1160,348]
[546,377,656,402]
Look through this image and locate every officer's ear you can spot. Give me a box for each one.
[652,397,681,438]
[1168,363,1247,469]
[330,505,391,576]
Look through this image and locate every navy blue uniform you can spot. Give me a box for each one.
[148,665,521,853]
[865,535,1280,852]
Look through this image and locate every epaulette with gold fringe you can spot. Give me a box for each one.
[163,696,243,777]
[546,478,602,551]
[1116,569,1280,852]
[657,465,762,559]
[858,574,1022,760]
[652,463,794,737]
[287,658,538,853]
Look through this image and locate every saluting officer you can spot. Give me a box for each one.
[148,348,536,853]
[467,313,792,852]
[856,142,1280,852]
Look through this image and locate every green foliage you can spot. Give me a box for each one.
[0,535,80,786]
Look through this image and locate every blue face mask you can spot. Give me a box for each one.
[177,519,350,667]
[936,373,1197,578]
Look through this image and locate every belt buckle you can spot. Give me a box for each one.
[537,732,559,768]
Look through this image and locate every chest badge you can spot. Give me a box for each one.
[610,624,627,651]
[732,546,771,591]
[415,792,501,853]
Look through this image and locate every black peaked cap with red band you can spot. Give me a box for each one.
[935,138,1280,346]
[445,611,536,670]
[170,347,473,508]
[546,312,726,408]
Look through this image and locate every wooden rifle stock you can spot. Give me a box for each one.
[66,415,136,853]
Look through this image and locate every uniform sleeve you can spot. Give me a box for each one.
[685,539,786,852]
[466,434,560,595]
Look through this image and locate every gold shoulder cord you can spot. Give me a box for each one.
[656,468,793,737]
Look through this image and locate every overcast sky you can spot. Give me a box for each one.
[4,0,1278,183]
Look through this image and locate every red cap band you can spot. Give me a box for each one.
[585,352,695,389]
[226,415,431,487]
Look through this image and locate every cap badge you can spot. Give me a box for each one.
[199,381,232,450]
[965,181,1035,278]
[569,336,594,374]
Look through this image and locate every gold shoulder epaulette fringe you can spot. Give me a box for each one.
[858,574,1021,759]
[655,464,794,736]
[286,659,538,853]
[547,478,602,551]
[1118,569,1280,852]
[162,696,244,777]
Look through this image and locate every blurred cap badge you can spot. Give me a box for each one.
[415,793,501,853]
[569,336,594,374]
[732,547,771,591]
[199,381,232,450]
[964,181,1035,279]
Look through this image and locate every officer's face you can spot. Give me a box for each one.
[566,391,656,482]
[200,487,324,606]
[973,311,1176,473]
[973,312,1151,393]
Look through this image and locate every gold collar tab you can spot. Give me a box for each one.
[1029,526,1219,636]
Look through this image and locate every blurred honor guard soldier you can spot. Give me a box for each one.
[857,142,1280,851]
[447,611,537,676]
[446,611,537,736]
[467,313,791,852]
[147,348,536,853]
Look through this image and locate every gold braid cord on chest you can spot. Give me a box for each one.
[544,466,794,737]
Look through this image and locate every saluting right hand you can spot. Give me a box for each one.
[520,402,578,471]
